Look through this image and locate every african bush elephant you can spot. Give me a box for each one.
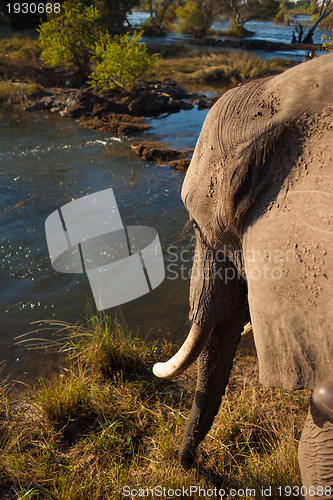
[153,54,333,496]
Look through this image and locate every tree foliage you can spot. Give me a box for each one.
[141,0,178,35]
[175,0,278,36]
[302,0,333,42]
[322,26,333,49]
[38,1,104,77]
[88,31,158,89]
[222,0,279,27]
[91,0,140,33]
[176,0,221,37]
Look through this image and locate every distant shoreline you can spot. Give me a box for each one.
[205,37,323,53]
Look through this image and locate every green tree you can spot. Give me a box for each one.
[38,1,104,80]
[221,0,279,30]
[88,31,158,89]
[142,0,178,36]
[302,0,333,42]
[176,0,221,37]
[90,0,140,33]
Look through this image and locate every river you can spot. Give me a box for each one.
[0,106,213,380]
[129,12,331,60]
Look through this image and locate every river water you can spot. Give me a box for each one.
[0,106,213,380]
[130,12,331,60]
[1,17,330,380]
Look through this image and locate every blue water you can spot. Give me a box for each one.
[129,12,331,60]
[0,106,213,379]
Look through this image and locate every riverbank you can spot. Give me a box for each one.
[0,315,309,499]
[156,50,295,85]
[0,34,298,113]
[0,34,300,173]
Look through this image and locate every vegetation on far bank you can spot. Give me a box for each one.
[0,314,310,499]
[0,81,42,112]
[0,0,331,115]
[322,26,333,49]
[156,49,296,84]
[0,26,300,115]
[1,0,332,56]
[137,0,332,40]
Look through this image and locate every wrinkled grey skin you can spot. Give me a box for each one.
[180,55,333,495]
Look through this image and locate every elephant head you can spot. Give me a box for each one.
[153,54,333,490]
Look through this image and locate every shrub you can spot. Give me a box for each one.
[88,31,158,90]
[38,0,104,79]
[322,27,333,51]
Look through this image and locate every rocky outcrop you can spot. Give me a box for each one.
[169,159,191,173]
[80,114,150,134]
[26,80,202,169]
[190,94,215,109]
[27,80,194,119]
[127,90,193,114]
[131,142,192,165]
[26,89,127,117]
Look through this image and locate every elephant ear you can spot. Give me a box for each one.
[194,54,333,260]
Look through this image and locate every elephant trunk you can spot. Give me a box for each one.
[152,324,214,379]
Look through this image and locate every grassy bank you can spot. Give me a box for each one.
[0,34,43,112]
[0,33,297,109]
[0,81,42,112]
[156,50,296,85]
[0,315,309,499]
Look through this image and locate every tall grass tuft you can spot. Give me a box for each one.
[157,50,296,85]
[0,81,42,111]
[0,316,309,499]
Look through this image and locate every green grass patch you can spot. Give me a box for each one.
[0,316,308,499]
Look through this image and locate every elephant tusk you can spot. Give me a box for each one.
[241,322,253,339]
[153,324,214,379]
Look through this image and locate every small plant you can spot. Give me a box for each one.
[38,0,104,80]
[88,31,158,90]
[322,27,333,51]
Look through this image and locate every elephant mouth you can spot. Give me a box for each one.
[152,322,253,379]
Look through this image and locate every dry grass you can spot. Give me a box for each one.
[0,316,309,499]
[0,35,40,65]
[156,50,296,85]
[0,81,42,111]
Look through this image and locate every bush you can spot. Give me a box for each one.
[88,31,158,90]
[322,27,333,51]
[38,1,104,79]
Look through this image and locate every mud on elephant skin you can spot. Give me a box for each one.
[153,54,333,494]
